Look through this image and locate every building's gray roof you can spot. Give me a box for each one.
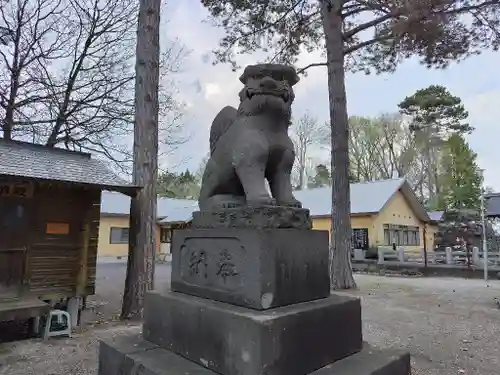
[101,191,198,222]
[294,178,423,217]
[101,177,430,223]
[0,139,135,191]
[427,211,445,222]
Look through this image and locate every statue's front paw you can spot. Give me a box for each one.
[279,199,302,208]
[246,195,276,207]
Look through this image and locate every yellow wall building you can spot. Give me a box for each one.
[97,178,437,258]
[294,178,435,253]
[97,214,163,257]
[97,192,197,258]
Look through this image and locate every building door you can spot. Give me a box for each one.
[0,198,29,297]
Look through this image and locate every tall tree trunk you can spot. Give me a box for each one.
[299,146,306,189]
[320,0,356,290]
[121,0,160,320]
[431,146,441,207]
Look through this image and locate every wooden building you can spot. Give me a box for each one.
[0,139,137,325]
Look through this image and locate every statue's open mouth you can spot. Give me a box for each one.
[246,90,290,103]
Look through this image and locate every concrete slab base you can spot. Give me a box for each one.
[143,290,362,375]
[98,334,411,375]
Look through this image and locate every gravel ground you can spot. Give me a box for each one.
[348,275,500,375]
[0,274,499,375]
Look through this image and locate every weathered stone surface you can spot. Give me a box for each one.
[191,206,312,229]
[198,64,303,211]
[98,334,213,375]
[170,228,329,309]
[99,335,410,375]
[314,345,411,375]
[98,334,157,375]
[143,290,363,375]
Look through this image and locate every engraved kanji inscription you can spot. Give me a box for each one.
[189,249,208,278]
[216,248,238,283]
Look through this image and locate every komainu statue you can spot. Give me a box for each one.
[198,64,302,211]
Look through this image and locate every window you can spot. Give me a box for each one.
[109,227,129,244]
[383,224,420,246]
[160,228,173,243]
[352,228,369,250]
[384,229,390,246]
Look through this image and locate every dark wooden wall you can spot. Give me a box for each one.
[0,179,34,295]
[0,226,27,294]
[26,183,101,299]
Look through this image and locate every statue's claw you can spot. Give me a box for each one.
[246,196,276,207]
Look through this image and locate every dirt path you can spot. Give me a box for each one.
[0,274,499,375]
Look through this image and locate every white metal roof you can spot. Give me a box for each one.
[100,191,198,222]
[294,178,408,217]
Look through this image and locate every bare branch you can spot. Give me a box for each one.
[0,0,188,173]
[289,111,329,189]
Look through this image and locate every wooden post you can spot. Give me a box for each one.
[423,224,428,268]
[76,219,90,296]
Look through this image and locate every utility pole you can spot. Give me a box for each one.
[479,169,488,282]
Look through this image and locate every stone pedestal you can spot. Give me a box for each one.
[170,228,330,309]
[98,208,411,375]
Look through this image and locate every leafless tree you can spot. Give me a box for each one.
[348,113,426,195]
[290,111,328,189]
[348,116,381,182]
[31,0,138,165]
[0,0,186,173]
[0,0,67,140]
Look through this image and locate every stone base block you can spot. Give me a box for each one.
[171,228,330,309]
[143,290,362,375]
[98,334,411,375]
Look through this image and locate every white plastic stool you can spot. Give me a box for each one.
[43,309,72,339]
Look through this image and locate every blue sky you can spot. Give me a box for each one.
[163,0,500,190]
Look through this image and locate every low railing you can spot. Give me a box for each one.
[352,246,500,270]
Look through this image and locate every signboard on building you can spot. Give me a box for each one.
[0,182,34,198]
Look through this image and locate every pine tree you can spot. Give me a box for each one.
[398,85,470,208]
[439,134,482,211]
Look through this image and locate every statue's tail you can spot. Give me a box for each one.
[209,106,238,155]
